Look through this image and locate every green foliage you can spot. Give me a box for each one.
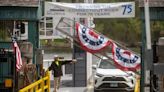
[151,21,164,41]
[0,27,9,41]
[94,17,141,47]
[40,38,70,46]
[95,0,133,3]
[94,0,142,47]
[40,39,71,52]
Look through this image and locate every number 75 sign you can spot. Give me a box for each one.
[122,4,133,15]
[45,2,135,18]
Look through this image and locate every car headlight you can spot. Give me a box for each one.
[96,73,104,77]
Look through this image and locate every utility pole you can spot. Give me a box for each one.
[141,0,153,92]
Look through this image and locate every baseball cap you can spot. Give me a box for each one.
[54,55,58,58]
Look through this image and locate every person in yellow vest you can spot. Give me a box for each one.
[48,55,76,92]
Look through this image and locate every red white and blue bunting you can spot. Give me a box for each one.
[112,43,140,71]
[75,22,140,71]
[76,22,111,53]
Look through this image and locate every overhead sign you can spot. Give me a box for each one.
[45,2,135,18]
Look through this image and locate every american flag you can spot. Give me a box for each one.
[13,42,23,71]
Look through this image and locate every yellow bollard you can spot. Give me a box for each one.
[47,71,50,92]
[134,76,140,92]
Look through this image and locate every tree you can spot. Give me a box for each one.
[94,0,141,47]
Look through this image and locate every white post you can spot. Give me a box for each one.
[84,0,94,87]
[144,0,151,91]
[144,0,151,50]
[44,17,47,37]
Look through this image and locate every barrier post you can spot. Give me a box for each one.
[135,77,140,92]
[47,71,50,92]
[41,77,44,92]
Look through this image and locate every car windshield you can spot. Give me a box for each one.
[98,59,116,69]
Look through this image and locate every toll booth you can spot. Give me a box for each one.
[0,0,42,91]
[0,42,16,92]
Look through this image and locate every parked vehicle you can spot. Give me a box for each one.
[93,57,136,92]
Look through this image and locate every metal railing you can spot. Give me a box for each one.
[19,71,50,92]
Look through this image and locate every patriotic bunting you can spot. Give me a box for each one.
[76,22,111,53]
[13,42,23,71]
[75,22,140,71]
[112,43,140,71]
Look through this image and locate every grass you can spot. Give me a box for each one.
[40,39,72,52]
[40,39,70,46]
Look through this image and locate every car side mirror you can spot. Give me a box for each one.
[92,64,97,69]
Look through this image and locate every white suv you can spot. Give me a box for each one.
[93,57,136,92]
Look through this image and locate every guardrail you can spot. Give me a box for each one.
[19,71,50,92]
